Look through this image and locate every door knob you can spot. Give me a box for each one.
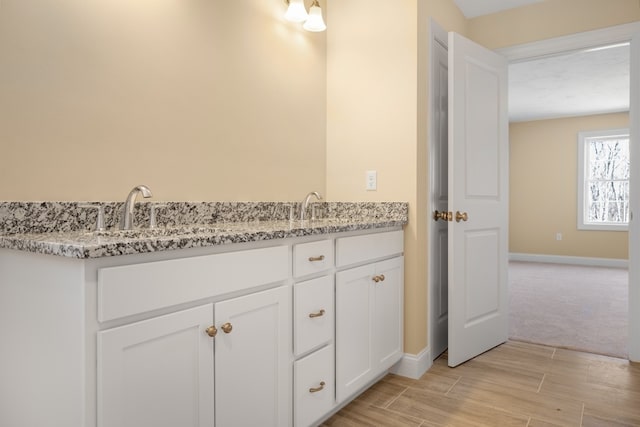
[455,211,468,222]
[205,326,218,338]
[221,322,233,334]
[433,210,452,222]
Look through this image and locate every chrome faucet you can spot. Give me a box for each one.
[121,185,153,230]
[300,191,322,221]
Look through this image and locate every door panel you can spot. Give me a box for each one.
[464,61,501,198]
[464,229,500,323]
[436,228,449,322]
[448,32,509,367]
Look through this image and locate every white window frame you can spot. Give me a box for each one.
[577,128,630,231]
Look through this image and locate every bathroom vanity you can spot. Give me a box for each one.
[0,202,406,427]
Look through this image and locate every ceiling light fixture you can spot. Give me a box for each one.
[284,0,326,32]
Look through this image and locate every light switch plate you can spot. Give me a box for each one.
[366,170,377,191]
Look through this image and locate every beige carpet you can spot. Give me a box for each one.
[508,261,628,359]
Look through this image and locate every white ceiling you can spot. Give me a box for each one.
[508,44,630,123]
[452,0,630,123]
[453,0,544,19]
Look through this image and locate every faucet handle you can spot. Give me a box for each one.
[79,203,106,232]
[149,204,167,229]
[313,203,327,220]
[284,204,298,222]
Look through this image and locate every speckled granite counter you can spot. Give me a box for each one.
[0,202,408,259]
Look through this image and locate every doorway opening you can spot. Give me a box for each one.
[428,21,640,363]
[506,42,630,358]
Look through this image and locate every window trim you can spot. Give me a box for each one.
[577,128,630,231]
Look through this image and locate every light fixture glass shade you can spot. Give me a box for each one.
[284,0,308,23]
[303,3,326,32]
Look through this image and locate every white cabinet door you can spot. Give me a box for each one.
[214,285,292,427]
[335,263,375,403]
[98,305,214,427]
[335,257,404,403]
[373,256,404,369]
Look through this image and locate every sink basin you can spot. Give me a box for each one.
[89,226,229,239]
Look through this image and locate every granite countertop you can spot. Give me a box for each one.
[0,201,408,259]
[0,218,406,259]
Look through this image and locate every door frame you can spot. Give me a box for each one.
[427,21,640,363]
[498,22,640,362]
[427,18,449,362]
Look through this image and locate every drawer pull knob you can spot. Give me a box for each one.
[221,322,233,334]
[309,309,326,318]
[309,381,326,393]
[205,326,218,338]
[372,274,386,283]
[308,255,325,262]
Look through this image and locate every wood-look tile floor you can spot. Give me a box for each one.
[321,341,640,427]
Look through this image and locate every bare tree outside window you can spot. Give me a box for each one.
[578,129,630,231]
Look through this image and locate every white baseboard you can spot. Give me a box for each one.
[509,253,628,268]
[390,347,432,379]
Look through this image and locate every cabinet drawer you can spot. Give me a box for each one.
[293,239,334,278]
[98,245,288,322]
[294,276,334,356]
[294,345,334,427]
[335,230,403,267]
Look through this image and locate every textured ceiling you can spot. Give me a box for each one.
[509,44,630,122]
[453,0,630,123]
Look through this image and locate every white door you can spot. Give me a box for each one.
[97,305,215,427]
[214,285,292,427]
[429,24,450,361]
[335,263,375,403]
[629,33,640,362]
[447,32,509,367]
[372,256,404,368]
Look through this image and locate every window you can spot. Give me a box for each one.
[578,128,630,231]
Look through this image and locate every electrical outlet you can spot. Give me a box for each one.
[556,233,562,241]
[366,170,377,191]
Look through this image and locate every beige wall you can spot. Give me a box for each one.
[0,0,326,201]
[1,0,637,358]
[327,0,419,355]
[510,113,629,260]
[468,0,640,50]
[326,0,466,355]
